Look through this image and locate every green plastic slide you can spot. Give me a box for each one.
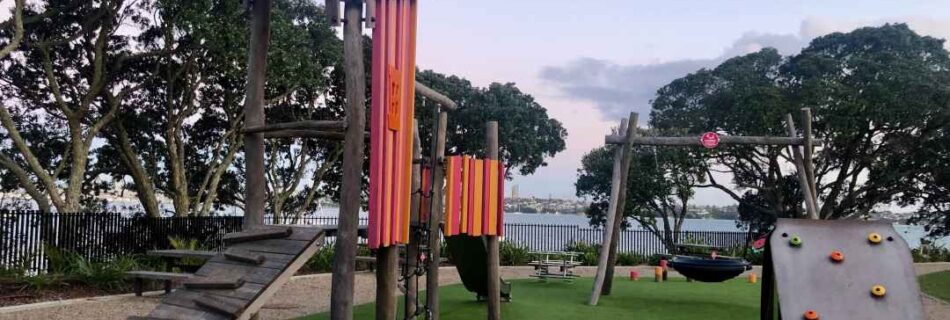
[445,235,512,301]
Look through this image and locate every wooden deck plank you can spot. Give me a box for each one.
[194,294,245,318]
[223,249,265,265]
[206,251,293,270]
[161,290,249,317]
[183,277,245,290]
[225,238,309,255]
[196,282,265,301]
[194,262,282,285]
[222,227,292,244]
[126,271,193,280]
[148,250,219,260]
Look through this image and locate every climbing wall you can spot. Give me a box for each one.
[766,218,923,320]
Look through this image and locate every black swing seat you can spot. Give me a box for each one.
[669,255,751,282]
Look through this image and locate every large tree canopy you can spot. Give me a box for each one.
[647,24,950,235]
[0,1,567,218]
[415,70,567,176]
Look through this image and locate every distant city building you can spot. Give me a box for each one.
[511,185,520,199]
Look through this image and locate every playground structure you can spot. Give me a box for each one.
[586,110,926,319]
[588,109,823,305]
[138,1,509,319]
[125,0,930,319]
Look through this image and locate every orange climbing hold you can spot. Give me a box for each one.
[829,250,844,263]
[803,310,819,320]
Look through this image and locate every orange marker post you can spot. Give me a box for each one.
[654,267,664,282]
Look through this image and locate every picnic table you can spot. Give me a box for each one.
[527,251,582,281]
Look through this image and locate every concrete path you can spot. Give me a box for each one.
[1,263,948,320]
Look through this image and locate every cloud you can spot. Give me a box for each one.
[540,17,950,122]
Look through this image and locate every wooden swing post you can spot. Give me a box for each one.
[485,121,501,320]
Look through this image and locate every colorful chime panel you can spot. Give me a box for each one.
[368,0,418,249]
[443,156,506,237]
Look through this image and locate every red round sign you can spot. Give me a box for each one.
[701,132,719,149]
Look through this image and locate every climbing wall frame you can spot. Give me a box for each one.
[762,218,924,320]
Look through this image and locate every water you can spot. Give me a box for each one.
[305,209,949,249]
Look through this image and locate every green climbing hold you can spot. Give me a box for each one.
[789,235,803,247]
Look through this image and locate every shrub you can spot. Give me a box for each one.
[22,273,67,290]
[563,241,599,266]
[912,241,950,262]
[168,237,207,267]
[70,255,139,290]
[616,252,648,266]
[499,241,531,266]
[305,244,336,273]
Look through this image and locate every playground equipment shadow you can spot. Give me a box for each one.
[300,277,762,320]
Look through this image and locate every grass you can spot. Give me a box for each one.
[299,277,761,320]
[918,270,950,302]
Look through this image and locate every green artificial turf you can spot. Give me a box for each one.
[918,270,950,302]
[299,277,760,320]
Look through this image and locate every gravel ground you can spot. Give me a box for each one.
[2,264,948,320]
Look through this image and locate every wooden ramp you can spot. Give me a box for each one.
[135,226,325,320]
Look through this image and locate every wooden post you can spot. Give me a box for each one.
[602,112,638,295]
[426,110,448,320]
[331,1,366,319]
[376,246,398,320]
[801,108,818,214]
[242,0,271,230]
[785,114,818,220]
[588,118,628,306]
[405,123,422,318]
[485,121,501,320]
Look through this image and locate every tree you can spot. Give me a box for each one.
[576,131,704,252]
[0,0,156,213]
[95,0,344,217]
[649,24,950,234]
[415,70,567,176]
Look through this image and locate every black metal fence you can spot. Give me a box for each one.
[1,211,747,273]
[503,224,750,256]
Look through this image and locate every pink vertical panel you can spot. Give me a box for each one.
[368,0,386,249]
[482,159,491,235]
[450,157,463,235]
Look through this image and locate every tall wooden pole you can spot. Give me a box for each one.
[242,0,272,230]
[589,119,628,305]
[375,245,397,320]
[331,1,366,319]
[785,114,818,220]
[426,109,448,320]
[405,123,422,318]
[485,121,501,320]
[801,108,818,215]
[602,112,638,295]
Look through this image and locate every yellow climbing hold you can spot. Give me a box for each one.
[868,232,883,244]
[871,285,886,297]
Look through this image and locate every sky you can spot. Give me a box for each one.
[412,0,950,204]
[4,1,950,206]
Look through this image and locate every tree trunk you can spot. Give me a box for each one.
[114,123,161,217]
